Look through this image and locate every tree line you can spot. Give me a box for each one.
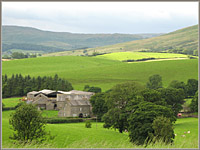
[2,74,73,98]
[3,52,40,59]
[90,75,198,145]
[2,43,65,53]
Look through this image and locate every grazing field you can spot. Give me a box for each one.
[95,52,189,61]
[42,110,59,118]
[2,97,22,107]
[2,109,198,148]
[2,55,198,91]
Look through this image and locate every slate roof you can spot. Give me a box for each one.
[68,100,91,106]
[27,91,40,95]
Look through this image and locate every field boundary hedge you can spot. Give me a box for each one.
[122,57,156,62]
[44,117,97,124]
[2,107,16,111]
[44,118,84,124]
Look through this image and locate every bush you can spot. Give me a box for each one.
[149,116,175,144]
[186,79,198,97]
[84,85,102,93]
[85,120,92,128]
[15,102,25,109]
[9,103,52,143]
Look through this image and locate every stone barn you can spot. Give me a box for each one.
[27,89,62,110]
[57,90,95,117]
[58,99,91,117]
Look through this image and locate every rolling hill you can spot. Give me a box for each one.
[2,25,161,55]
[44,25,198,57]
[2,55,198,91]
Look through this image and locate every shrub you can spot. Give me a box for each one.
[149,116,175,144]
[85,120,92,128]
[9,103,52,143]
[15,102,25,109]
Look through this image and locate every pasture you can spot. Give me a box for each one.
[95,52,188,61]
[2,97,21,107]
[2,109,198,148]
[2,55,198,91]
[2,98,198,148]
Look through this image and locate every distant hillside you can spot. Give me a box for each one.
[2,25,161,55]
[86,25,198,55]
[45,25,198,57]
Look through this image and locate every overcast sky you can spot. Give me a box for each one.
[2,2,198,34]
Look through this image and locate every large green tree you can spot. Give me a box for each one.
[9,103,53,143]
[158,88,185,116]
[102,82,144,133]
[141,89,166,106]
[190,91,198,112]
[128,101,176,145]
[146,74,162,90]
[168,80,187,97]
[186,79,198,97]
[90,93,108,121]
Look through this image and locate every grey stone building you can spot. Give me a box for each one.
[57,90,95,117]
[27,89,61,110]
[27,89,95,117]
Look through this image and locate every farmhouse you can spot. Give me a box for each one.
[27,89,62,110]
[57,90,94,117]
[27,89,95,117]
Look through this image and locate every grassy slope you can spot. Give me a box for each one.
[89,25,198,53]
[2,56,198,91]
[44,25,198,57]
[2,110,198,148]
[95,52,188,61]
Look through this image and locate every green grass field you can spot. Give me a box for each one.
[2,97,22,107]
[95,52,188,61]
[2,55,198,91]
[2,109,198,148]
[2,98,198,148]
[42,110,59,118]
